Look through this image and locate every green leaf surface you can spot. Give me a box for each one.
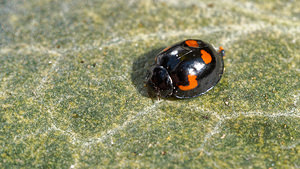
[0,0,299,168]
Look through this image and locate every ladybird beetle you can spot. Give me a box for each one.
[146,39,225,99]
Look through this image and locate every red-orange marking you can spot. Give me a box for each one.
[219,46,224,52]
[163,46,171,51]
[185,40,199,47]
[201,50,212,64]
[178,75,198,91]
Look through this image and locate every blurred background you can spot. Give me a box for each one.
[0,0,299,168]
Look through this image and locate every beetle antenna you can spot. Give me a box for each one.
[157,95,161,101]
[156,90,161,101]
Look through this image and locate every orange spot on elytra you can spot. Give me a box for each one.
[201,50,212,64]
[185,40,199,47]
[178,75,198,91]
[163,46,171,51]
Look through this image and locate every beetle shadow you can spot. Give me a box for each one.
[131,47,165,98]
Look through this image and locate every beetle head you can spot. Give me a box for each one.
[146,65,173,98]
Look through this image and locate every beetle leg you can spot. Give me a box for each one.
[219,46,225,58]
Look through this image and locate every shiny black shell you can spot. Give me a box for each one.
[148,39,224,99]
